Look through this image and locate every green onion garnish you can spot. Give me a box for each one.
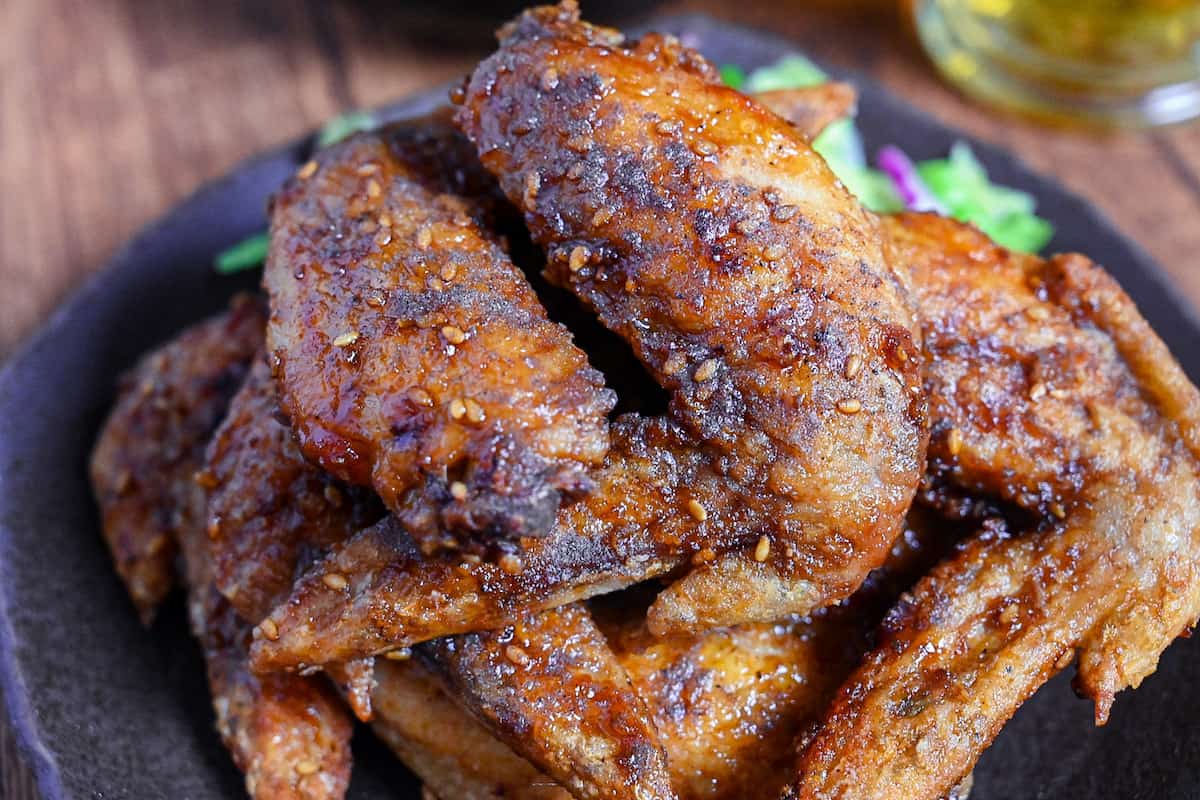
[214,231,269,274]
[316,110,377,148]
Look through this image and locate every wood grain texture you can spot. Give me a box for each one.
[1,0,1197,795]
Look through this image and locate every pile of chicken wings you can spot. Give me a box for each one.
[90,4,1200,799]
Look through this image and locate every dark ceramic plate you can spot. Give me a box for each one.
[2,14,1198,800]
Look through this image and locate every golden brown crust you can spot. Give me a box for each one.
[423,602,676,800]
[788,213,1200,800]
[91,300,355,799]
[204,357,384,624]
[457,1,926,630]
[264,112,614,552]
[370,658,573,800]
[89,295,266,622]
[368,508,963,800]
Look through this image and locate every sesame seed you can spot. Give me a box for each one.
[440,263,457,281]
[1027,305,1049,321]
[763,243,786,261]
[735,218,760,235]
[499,553,523,575]
[384,647,412,661]
[464,398,485,423]
[506,645,531,666]
[1055,649,1074,670]
[366,179,382,199]
[772,204,799,222]
[895,347,909,363]
[296,761,320,776]
[366,290,386,308]
[257,619,279,641]
[844,354,863,380]
[449,399,467,420]
[332,331,359,347]
[449,481,468,501]
[947,427,963,456]
[1050,502,1067,519]
[540,67,559,91]
[206,517,221,540]
[441,325,466,344]
[323,484,344,507]
[693,359,719,382]
[662,353,687,376]
[374,228,392,247]
[692,547,716,565]
[693,140,717,156]
[417,227,433,247]
[592,207,613,226]
[1049,388,1069,400]
[686,498,708,521]
[524,172,541,206]
[568,246,589,272]
[754,535,771,562]
[323,573,349,591]
[837,398,862,415]
[356,163,379,176]
[429,277,445,292]
[655,120,678,135]
[449,85,466,105]
[193,469,218,490]
[1029,382,1048,401]
[297,160,318,179]
[378,211,392,228]
[566,134,594,152]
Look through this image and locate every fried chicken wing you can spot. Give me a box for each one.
[204,358,385,624]
[252,4,924,664]
[372,509,968,800]
[203,357,383,721]
[89,294,266,622]
[789,213,1200,800]
[207,349,670,797]
[264,111,614,551]
[423,602,676,800]
[91,300,355,800]
[456,1,926,630]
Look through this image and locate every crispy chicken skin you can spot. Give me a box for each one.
[251,6,925,666]
[203,358,384,625]
[456,1,926,630]
[789,213,1200,800]
[372,509,967,800]
[92,300,354,800]
[89,295,266,622]
[264,111,613,552]
[208,354,671,798]
[203,357,383,721]
[423,602,677,800]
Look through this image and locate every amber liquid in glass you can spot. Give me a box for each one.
[916,0,1200,126]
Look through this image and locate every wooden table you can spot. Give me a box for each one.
[1,0,1197,795]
